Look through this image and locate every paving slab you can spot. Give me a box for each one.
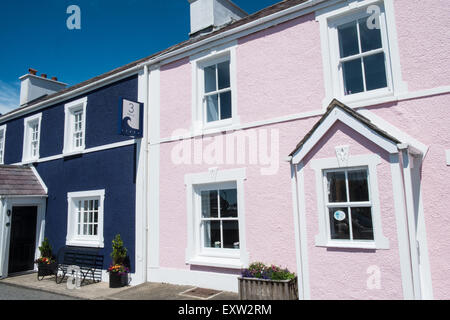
[0,272,239,300]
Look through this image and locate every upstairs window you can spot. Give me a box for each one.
[337,17,387,96]
[193,47,238,132]
[22,113,42,162]
[203,60,232,124]
[63,97,87,154]
[0,125,6,164]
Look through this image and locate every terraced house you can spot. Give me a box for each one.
[1,0,449,299]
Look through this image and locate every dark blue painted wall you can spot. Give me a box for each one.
[2,75,138,163]
[1,75,139,272]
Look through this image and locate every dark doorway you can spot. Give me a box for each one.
[8,206,38,274]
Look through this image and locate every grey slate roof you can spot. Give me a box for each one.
[0,165,47,196]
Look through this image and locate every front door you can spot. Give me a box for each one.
[8,206,37,274]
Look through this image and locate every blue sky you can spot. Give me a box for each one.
[0,0,279,114]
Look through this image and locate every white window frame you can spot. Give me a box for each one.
[191,43,239,134]
[185,168,248,269]
[22,113,42,163]
[311,154,389,249]
[0,124,6,164]
[66,189,105,248]
[316,0,407,107]
[63,97,87,155]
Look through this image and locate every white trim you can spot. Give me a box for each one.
[63,97,87,155]
[11,139,137,166]
[388,154,414,299]
[291,162,311,299]
[147,67,161,273]
[134,67,149,285]
[21,113,42,163]
[0,124,6,165]
[400,149,421,299]
[66,189,105,248]
[0,197,47,278]
[184,168,249,269]
[311,153,389,250]
[147,267,240,292]
[446,150,450,166]
[291,106,398,164]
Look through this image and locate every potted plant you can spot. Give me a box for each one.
[108,234,129,288]
[35,237,57,280]
[238,262,298,300]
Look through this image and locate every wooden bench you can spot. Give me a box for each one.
[55,246,104,285]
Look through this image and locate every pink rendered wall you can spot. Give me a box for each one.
[394,0,450,91]
[156,0,450,299]
[367,94,450,300]
[302,121,403,299]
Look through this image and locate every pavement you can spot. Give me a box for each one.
[0,272,239,300]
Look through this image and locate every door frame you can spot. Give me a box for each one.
[0,196,46,278]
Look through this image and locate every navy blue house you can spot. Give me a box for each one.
[0,72,140,280]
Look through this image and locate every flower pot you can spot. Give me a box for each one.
[109,272,128,288]
[238,276,298,300]
[37,262,57,280]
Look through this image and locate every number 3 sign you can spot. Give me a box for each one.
[118,98,143,137]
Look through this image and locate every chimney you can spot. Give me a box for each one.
[19,69,67,106]
[188,0,247,37]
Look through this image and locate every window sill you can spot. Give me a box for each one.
[66,239,104,248]
[187,254,244,269]
[21,157,39,165]
[335,89,395,108]
[62,149,85,158]
[315,240,389,250]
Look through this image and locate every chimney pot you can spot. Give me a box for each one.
[28,68,37,75]
[41,74,47,79]
[51,76,58,81]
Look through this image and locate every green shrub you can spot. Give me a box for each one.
[111,234,127,265]
[38,237,52,258]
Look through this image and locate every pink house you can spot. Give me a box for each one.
[137,0,450,300]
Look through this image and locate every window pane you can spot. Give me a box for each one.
[217,61,230,89]
[338,22,359,58]
[364,53,387,91]
[351,207,374,240]
[204,65,217,93]
[220,91,232,120]
[219,189,238,218]
[223,221,239,249]
[358,18,382,52]
[329,207,350,240]
[88,224,93,235]
[93,224,98,236]
[342,58,364,95]
[201,190,218,218]
[327,171,347,203]
[348,170,369,202]
[206,94,219,122]
[203,221,221,248]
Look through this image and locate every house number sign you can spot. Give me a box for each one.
[118,98,143,138]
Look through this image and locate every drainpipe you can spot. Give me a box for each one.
[398,143,422,299]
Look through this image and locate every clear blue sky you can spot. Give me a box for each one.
[0,0,279,114]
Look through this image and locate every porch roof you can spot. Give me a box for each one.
[0,165,47,196]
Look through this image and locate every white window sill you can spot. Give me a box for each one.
[315,240,389,250]
[187,254,244,269]
[66,239,104,248]
[335,89,395,108]
[62,149,85,158]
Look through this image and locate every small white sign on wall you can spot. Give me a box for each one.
[446,150,450,166]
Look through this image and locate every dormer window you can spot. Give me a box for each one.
[22,113,42,162]
[63,97,87,155]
